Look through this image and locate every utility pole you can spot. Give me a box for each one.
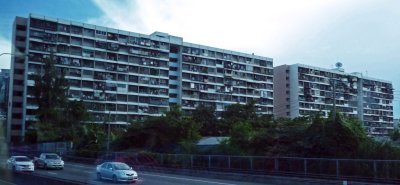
[103,87,111,155]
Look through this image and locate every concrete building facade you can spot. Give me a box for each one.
[274,64,394,136]
[7,14,274,143]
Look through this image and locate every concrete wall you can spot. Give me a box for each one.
[273,65,289,118]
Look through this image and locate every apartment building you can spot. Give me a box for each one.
[274,64,394,135]
[7,14,274,143]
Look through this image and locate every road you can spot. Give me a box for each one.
[2,162,273,185]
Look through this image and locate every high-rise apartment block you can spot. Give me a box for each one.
[274,64,394,135]
[7,14,274,142]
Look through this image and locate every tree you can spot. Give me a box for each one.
[33,53,68,124]
[113,106,201,152]
[229,121,255,155]
[220,102,257,135]
[191,105,219,136]
[389,127,400,141]
[74,123,107,157]
[31,53,88,143]
[64,100,90,144]
[304,113,363,158]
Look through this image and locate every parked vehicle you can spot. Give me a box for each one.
[96,162,138,183]
[33,153,64,170]
[6,156,34,172]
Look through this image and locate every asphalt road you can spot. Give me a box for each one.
[2,162,273,185]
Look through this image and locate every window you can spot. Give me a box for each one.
[11,125,22,130]
[16,25,26,31]
[71,37,82,45]
[15,69,24,75]
[170,45,179,53]
[16,36,25,41]
[96,30,106,35]
[71,26,83,35]
[106,163,112,169]
[57,24,70,33]
[12,113,22,119]
[169,84,178,89]
[13,91,23,96]
[13,80,23,86]
[13,102,22,108]
[95,30,107,39]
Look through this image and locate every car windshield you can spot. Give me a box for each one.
[113,163,130,170]
[15,157,31,162]
[46,155,59,159]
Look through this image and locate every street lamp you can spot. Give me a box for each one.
[0,52,31,57]
[0,53,12,57]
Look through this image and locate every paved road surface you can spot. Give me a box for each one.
[2,162,274,185]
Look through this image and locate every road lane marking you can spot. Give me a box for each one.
[0,179,16,185]
[67,163,240,185]
[67,164,88,168]
[47,172,57,175]
[65,163,92,169]
[141,173,237,185]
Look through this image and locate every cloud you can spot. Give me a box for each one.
[90,0,357,53]
[0,36,12,69]
[90,0,400,116]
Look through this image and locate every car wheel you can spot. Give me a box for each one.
[97,173,102,180]
[44,164,48,170]
[112,175,117,183]
[34,162,38,168]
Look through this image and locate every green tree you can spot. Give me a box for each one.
[389,127,400,141]
[113,106,201,152]
[229,121,255,155]
[64,100,90,144]
[74,123,107,157]
[220,102,257,135]
[31,53,88,143]
[304,113,362,158]
[192,105,219,136]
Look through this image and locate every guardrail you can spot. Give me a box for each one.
[60,151,400,184]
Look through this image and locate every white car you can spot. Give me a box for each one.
[34,153,64,170]
[6,156,34,172]
[96,162,138,183]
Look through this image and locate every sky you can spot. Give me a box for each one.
[0,0,400,117]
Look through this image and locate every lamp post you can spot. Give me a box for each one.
[0,53,12,57]
[0,52,31,57]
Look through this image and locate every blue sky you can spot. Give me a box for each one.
[0,0,101,39]
[0,0,400,117]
